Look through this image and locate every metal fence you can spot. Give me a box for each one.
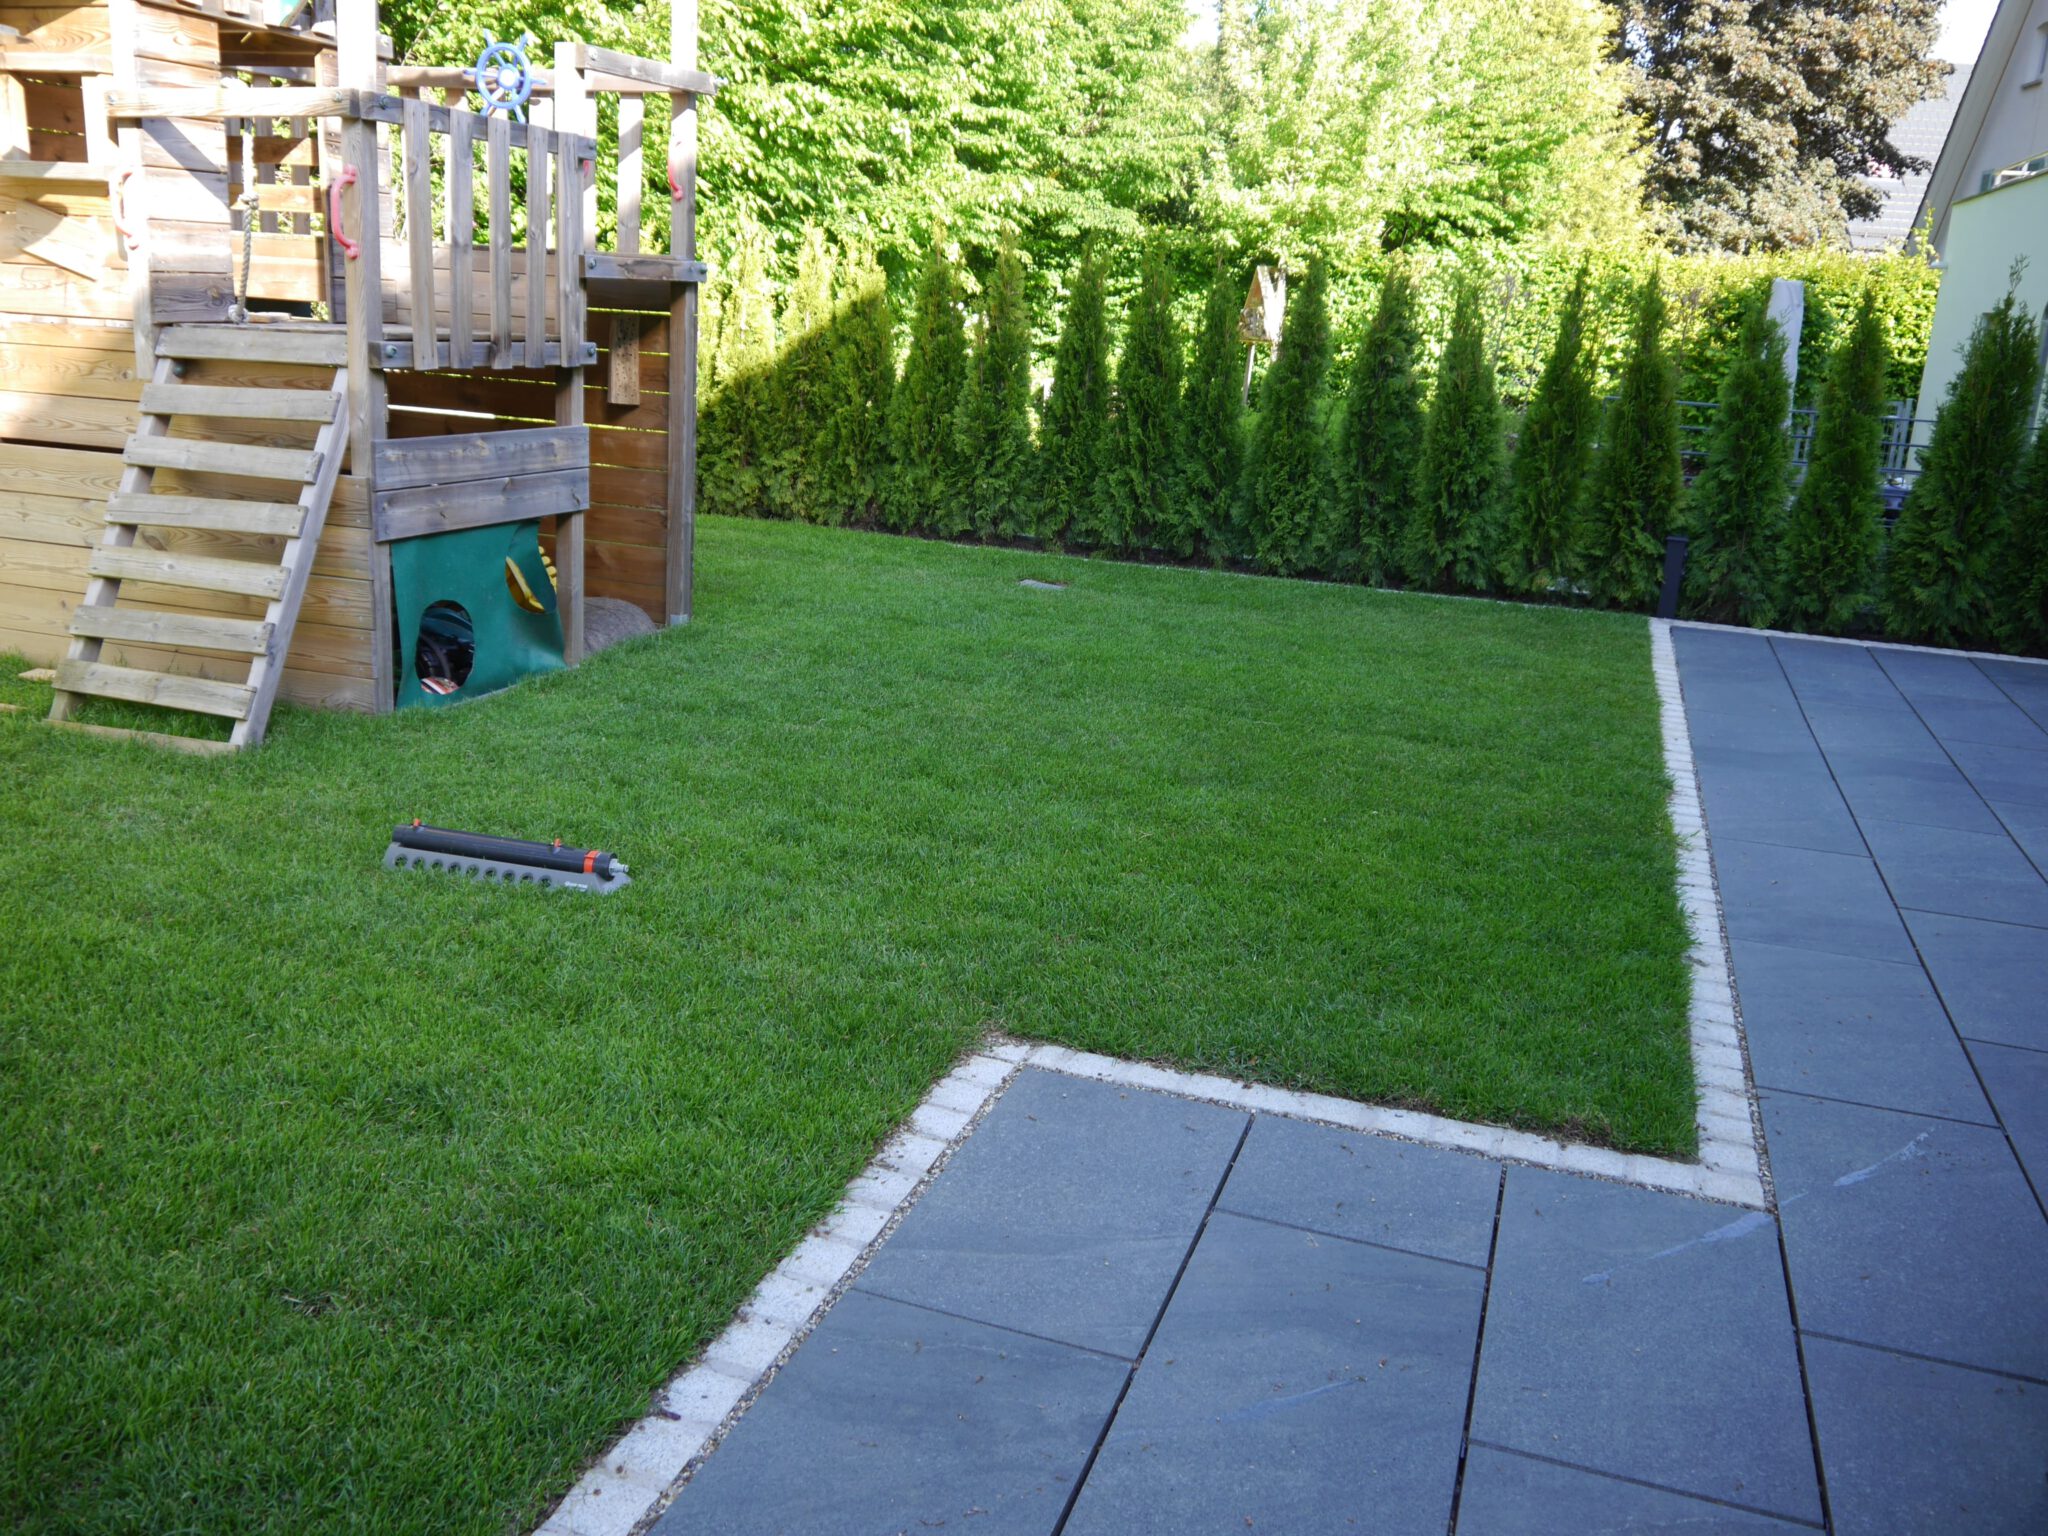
[1673,399,1933,515]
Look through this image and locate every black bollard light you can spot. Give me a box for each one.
[1656,534,1690,620]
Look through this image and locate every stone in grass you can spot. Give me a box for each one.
[583,596,658,655]
[1018,578,1066,590]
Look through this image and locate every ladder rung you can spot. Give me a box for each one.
[55,659,254,720]
[69,606,274,655]
[88,546,289,599]
[139,383,343,424]
[44,719,237,756]
[124,436,320,484]
[156,325,348,366]
[106,494,305,537]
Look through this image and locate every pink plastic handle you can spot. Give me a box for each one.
[668,155,684,201]
[328,165,360,260]
[112,167,140,249]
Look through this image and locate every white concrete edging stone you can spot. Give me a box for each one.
[532,615,1766,1536]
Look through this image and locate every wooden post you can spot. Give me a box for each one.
[552,49,591,666]
[666,0,700,626]
[105,0,156,375]
[337,0,393,710]
[448,108,475,362]
[609,93,644,406]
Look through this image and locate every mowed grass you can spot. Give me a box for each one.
[0,516,1690,1534]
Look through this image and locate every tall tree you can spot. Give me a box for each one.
[1779,289,1889,634]
[1244,258,1335,575]
[1335,265,1427,586]
[698,221,778,521]
[1100,241,1189,555]
[1183,261,1249,561]
[810,250,897,527]
[1883,291,2043,647]
[1407,281,1507,592]
[1613,0,1947,251]
[887,241,969,535]
[1998,416,2048,657]
[1502,265,1597,596]
[764,227,837,521]
[1683,291,1793,625]
[1039,244,1113,545]
[1582,274,1682,609]
[954,241,1039,540]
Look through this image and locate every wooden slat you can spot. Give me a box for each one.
[370,425,586,489]
[69,605,273,654]
[572,45,717,98]
[446,108,474,361]
[582,252,706,284]
[105,86,367,122]
[55,657,253,718]
[401,95,435,367]
[555,117,583,359]
[124,434,319,483]
[46,718,236,754]
[372,466,590,541]
[105,493,305,535]
[157,324,348,364]
[139,382,342,421]
[88,545,289,598]
[486,112,512,367]
[525,125,550,368]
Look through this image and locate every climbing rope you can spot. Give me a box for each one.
[230,114,259,324]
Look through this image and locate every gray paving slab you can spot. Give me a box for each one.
[1693,748,1867,854]
[1874,646,2014,702]
[1762,1090,2048,1380]
[1967,1039,2048,1198]
[1988,797,2048,868]
[1873,649,2048,749]
[1975,658,2048,732]
[650,1289,1129,1536]
[1454,1446,1814,1534]
[1945,738,2048,806]
[1902,908,2048,1052]
[1820,748,2007,834]
[1799,700,1946,761]
[1214,1113,1501,1268]
[1803,1334,2048,1536]
[1729,937,1993,1123]
[1712,837,1916,963]
[1860,817,2048,928]
[1674,627,1784,677]
[1063,1211,1482,1536]
[1774,637,1908,707]
[852,1068,1246,1358]
[1469,1168,1820,1524]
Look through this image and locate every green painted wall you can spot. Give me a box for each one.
[1917,171,2048,440]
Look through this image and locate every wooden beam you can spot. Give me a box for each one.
[69,606,274,655]
[372,467,590,541]
[46,719,237,755]
[486,111,514,368]
[447,109,475,363]
[370,425,588,489]
[106,86,367,122]
[584,252,708,284]
[525,126,551,369]
[401,95,436,369]
[56,658,254,719]
[571,44,717,99]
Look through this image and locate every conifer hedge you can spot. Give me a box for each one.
[1336,266,1426,586]
[1244,259,1334,576]
[1502,265,1596,596]
[1101,242,1190,556]
[1183,262,1248,561]
[1039,244,1113,545]
[1683,290,1792,626]
[1779,290,1889,635]
[954,242,1039,540]
[887,242,970,534]
[1882,290,2043,648]
[809,250,897,527]
[1408,282,1506,592]
[1999,416,2048,656]
[1581,274,1681,609]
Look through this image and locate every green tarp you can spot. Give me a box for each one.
[389,520,564,711]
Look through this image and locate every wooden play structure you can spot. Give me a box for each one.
[0,0,709,749]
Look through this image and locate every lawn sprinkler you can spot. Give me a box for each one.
[383,821,631,893]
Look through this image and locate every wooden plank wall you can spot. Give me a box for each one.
[383,307,672,620]
[0,316,375,708]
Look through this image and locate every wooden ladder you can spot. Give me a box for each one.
[47,347,352,753]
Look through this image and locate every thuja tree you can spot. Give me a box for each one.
[1038,243,1112,545]
[1780,290,1889,634]
[698,224,778,521]
[1183,261,1247,560]
[810,249,897,527]
[764,227,837,521]
[1407,281,1506,593]
[1335,264,1426,586]
[1501,264,1597,596]
[1999,415,2048,655]
[1582,274,1681,609]
[1883,289,2043,647]
[886,241,969,534]
[1101,240,1188,554]
[1683,290,1793,625]
[1244,257,1334,575]
[954,241,1039,539]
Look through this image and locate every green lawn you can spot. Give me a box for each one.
[0,516,1690,1534]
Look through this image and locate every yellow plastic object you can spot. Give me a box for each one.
[505,548,557,613]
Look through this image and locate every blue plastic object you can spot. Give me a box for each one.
[464,31,538,122]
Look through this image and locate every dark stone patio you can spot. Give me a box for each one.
[651,629,2048,1536]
